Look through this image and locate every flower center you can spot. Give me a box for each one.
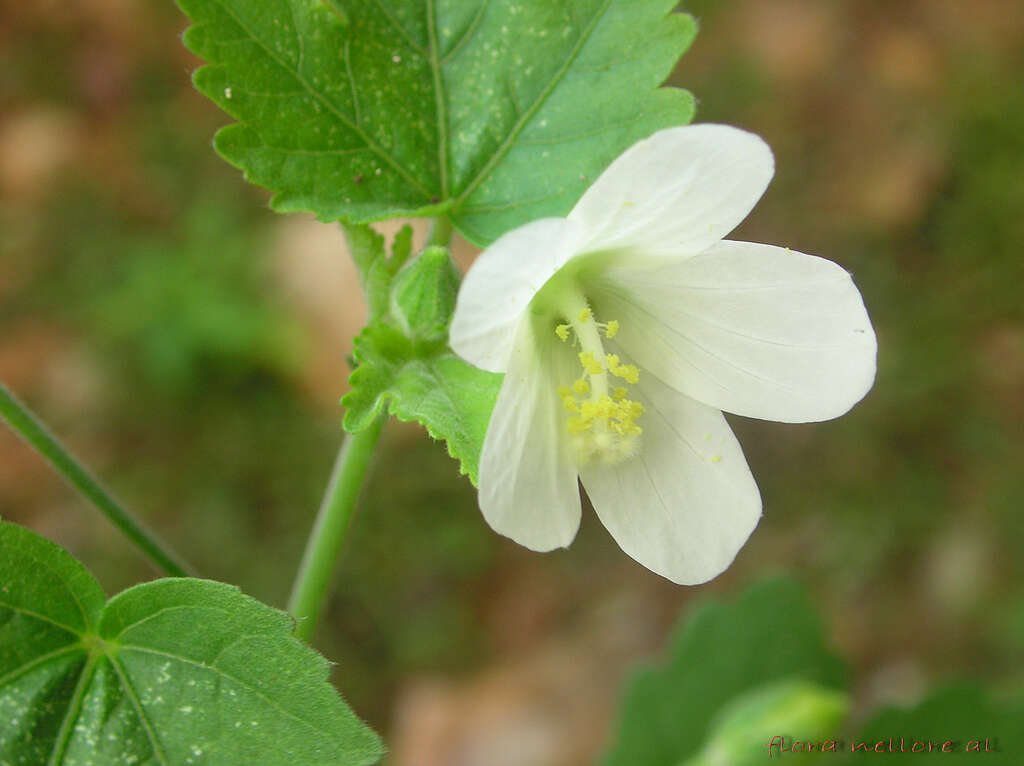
[552,289,644,466]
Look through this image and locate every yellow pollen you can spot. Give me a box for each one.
[578,351,604,376]
[611,363,639,384]
[556,313,644,466]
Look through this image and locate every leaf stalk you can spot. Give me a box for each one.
[288,415,385,641]
[0,381,195,578]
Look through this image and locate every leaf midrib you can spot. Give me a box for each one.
[450,0,613,208]
[48,654,101,766]
[205,0,615,220]
[426,0,449,198]
[109,653,171,765]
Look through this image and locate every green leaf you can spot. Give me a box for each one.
[0,522,383,766]
[342,321,500,485]
[339,232,499,483]
[177,0,697,244]
[344,223,414,323]
[843,684,1024,764]
[603,578,847,766]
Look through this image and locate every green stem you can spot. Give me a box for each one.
[0,381,194,577]
[426,216,453,247]
[288,416,385,641]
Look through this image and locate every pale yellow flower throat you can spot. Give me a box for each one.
[554,298,644,466]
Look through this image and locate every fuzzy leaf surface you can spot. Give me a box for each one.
[342,321,500,485]
[177,0,697,244]
[0,522,382,766]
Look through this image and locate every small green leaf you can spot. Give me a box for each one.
[177,0,697,244]
[843,684,1024,763]
[345,224,398,323]
[342,321,500,485]
[603,578,847,766]
[339,234,498,483]
[0,521,383,766]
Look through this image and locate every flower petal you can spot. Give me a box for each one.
[450,217,583,373]
[588,240,878,423]
[578,372,761,585]
[477,318,582,551]
[568,124,774,258]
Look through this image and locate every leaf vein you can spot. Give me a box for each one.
[426,0,449,197]
[0,645,82,688]
[369,0,427,56]
[452,0,613,207]
[109,655,171,766]
[208,0,432,197]
[118,645,341,740]
[440,0,490,64]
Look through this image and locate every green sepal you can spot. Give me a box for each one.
[342,321,500,486]
[390,246,460,341]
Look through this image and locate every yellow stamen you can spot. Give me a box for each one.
[611,363,639,384]
[554,307,643,466]
[578,351,604,376]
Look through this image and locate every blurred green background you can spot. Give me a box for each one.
[1,0,1021,763]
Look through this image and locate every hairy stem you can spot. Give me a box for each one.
[288,416,385,641]
[0,381,195,577]
[426,215,453,247]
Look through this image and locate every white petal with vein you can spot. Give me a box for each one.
[579,372,761,584]
[477,320,581,551]
[588,240,877,422]
[450,217,582,373]
[569,124,774,258]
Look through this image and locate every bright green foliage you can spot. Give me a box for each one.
[683,680,848,766]
[842,684,1024,763]
[177,0,697,244]
[342,235,501,483]
[389,246,459,340]
[603,578,847,766]
[346,224,414,323]
[0,522,383,766]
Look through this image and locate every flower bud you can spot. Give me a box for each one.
[682,679,848,766]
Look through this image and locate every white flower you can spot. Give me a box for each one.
[449,124,876,584]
